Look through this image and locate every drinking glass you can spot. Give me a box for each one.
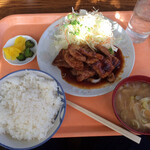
[126,0,150,43]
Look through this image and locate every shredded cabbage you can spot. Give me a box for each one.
[54,9,117,52]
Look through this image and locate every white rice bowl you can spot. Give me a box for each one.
[0,69,66,150]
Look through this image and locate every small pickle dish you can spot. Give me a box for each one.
[3,35,37,65]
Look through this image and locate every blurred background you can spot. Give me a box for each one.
[0,0,136,19]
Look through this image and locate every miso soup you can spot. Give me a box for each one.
[115,82,150,132]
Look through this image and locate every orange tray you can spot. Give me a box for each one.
[0,11,150,138]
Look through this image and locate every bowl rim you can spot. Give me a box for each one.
[0,69,66,150]
[112,75,150,135]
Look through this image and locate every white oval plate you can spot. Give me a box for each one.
[3,35,37,66]
[37,16,135,97]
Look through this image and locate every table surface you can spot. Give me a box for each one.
[0,0,136,19]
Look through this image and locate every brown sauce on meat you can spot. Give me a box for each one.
[59,49,124,89]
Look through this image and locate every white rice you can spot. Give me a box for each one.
[0,72,62,141]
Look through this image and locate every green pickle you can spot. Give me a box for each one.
[17,53,26,61]
[25,40,35,48]
[24,48,34,58]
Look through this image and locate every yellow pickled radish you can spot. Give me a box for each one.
[3,47,21,60]
[3,36,26,60]
[14,36,26,52]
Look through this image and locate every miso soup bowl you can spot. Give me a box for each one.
[112,75,150,135]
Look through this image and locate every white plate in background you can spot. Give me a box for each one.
[37,16,135,97]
